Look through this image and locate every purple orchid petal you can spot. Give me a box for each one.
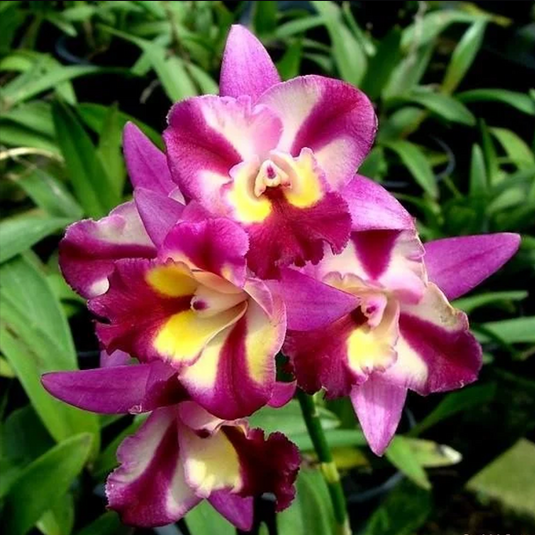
[164,95,282,207]
[381,283,482,395]
[278,268,358,331]
[220,25,281,100]
[123,122,182,200]
[268,381,297,408]
[100,349,130,368]
[59,201,155,299]
[258,75,377,189]
[342,175,415,231]
[350,378,407,456]
[424,233,521,300]
[107,407,200,527]
[161,218,249,288]
[180,296,285,420]
[41,361,184,414]
[134,188,185,248]
[316,229,427,304]
[208,491,254,532]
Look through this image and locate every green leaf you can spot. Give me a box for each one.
[97,103,126,196]
[253,0,277,37]
[457,89,535,115]
[0,213,72,264]
[402,438,462,467]
[53,101,120,218]
[467,439,535,519]
[184,501,235,535]
[382,42,434,99]
[15,168,83,219]
[377,107,424,142]
[385,436,431,490]
[1,100,55,136]
[361,28,402,100]
[3,434,93,535]
[443,20,486,94]
[453,291,528,313]
[37,493,75,535]
[480,119,501,185]
[384,140,438,198]
[248,400,339,437]
[292,429,367,451]
[401,10,485,50]
[0,122,59,153]
[469,143,488,197]
[491,127,535,169]
[358,147,387,179]
[77,102,162,149]
[278,468,336,535]
[0,65,102,109]
[405,89,476,125]
[275,16,327,40]
[364,479,432,535]
[277,39,303,80]
[477,317,535,344]
[75,512,129,535]
[409,383,497,436]
[0,256,99,447]
[312,1,367,85]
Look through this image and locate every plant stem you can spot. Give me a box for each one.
[297,390,351,535]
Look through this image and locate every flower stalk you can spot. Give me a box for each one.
[297,390,351,535]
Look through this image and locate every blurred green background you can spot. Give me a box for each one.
[0,1,534,535]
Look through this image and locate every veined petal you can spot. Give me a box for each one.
[161,218,249,288]
[179,296,285,420]
[246,188,351,278]
[134,188,185,248]
[179,424,300,512]
[123,122,182,200]
[424,233,521,300]
[318,229,426,303]
[381,283,482,395]
[285,294,399,398]
[224,428,300,512]
[41,361,184,414]
[164,95,282,207]
[92,259,245,368]
[100,349,131,367]
[268,381,297,408]
[258,75,377,189]
[208,491,254,532]
[342,175,415,231]
[177,401,243,436]
[351,379,407,456]
[278,267,359,331]
[107,407,200,527]
[59,201,155,298]
[220,25,281,100]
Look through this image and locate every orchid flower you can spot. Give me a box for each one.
[42,357,299,529]
[59,123,288,420]
[163,25,377,278]
[280,177,520,455]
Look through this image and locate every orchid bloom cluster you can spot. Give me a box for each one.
[42,25,520,529]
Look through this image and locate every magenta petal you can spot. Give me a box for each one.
[100,349,131,368]
[342,175,415,231]
[220,25,280,100]
[350,379,407,456]
[225,428,300,512]
[258,75,377,189]
[41,362,183,414]
[123,122,181,199]
[134,187,185,247]
[107,408,200,527]
[268,381,296,408]
[278,268,358,331]
[162,218,249,287]
[208,491,254,531]
[59,202,155,299]
[424,233,521,300]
